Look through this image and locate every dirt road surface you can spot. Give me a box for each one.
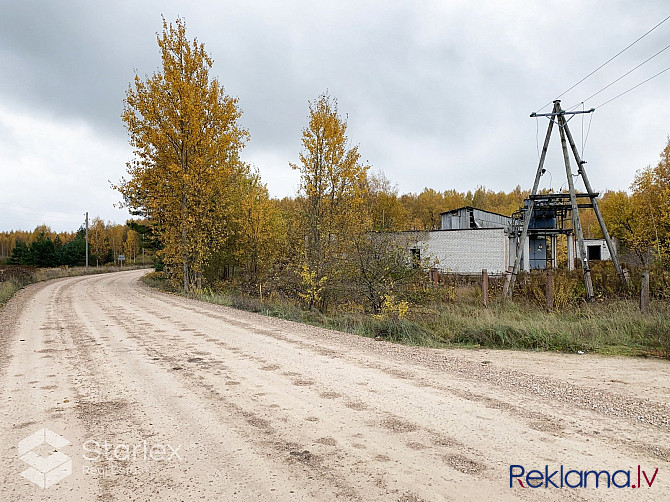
[1,270,669,501]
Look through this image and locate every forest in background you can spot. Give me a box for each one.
[3,17,669,309]
[0,220,157,268]
[2,18,669,357]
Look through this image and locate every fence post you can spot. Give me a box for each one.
[546,270,554,312]
[481,269,488,308]
[640,271,650,314]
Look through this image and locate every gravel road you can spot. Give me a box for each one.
[1,269,669,501]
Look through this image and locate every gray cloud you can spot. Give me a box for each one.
[1,0,669,230]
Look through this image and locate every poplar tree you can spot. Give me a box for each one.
[290,92,369,308]
[117,17,248,292]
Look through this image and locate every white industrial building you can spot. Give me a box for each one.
[410,227,510,274]
[404,206,614,276]
[584,238,614,261]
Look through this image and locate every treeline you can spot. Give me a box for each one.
[0,220,157,268]
[112,18,670,314]
[0,226,75,261]
[593,144,670,266]
[3,227,87,267]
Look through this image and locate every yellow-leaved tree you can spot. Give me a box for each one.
[236,170,286,285]
[290,92,369,309]
[88,217,108,267]
[116,17,248,292]
[124,229,140,263]
[599,138,670,266]
[366,171,410,231]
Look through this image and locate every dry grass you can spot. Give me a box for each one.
[0,265,150,306]
[143,271,670,358]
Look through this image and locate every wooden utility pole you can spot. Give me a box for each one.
[85,211,89,269]
[557,109,594,301]
[561,118,626,284]
[503,103,556,297]
[640,271,650,314]
[546,270,554,312]
[505,100,625,300]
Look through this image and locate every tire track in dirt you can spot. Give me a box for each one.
[88,272,667,500]
[66,273,350,501]
[88,276,491,499]
[2,270,669,501]
[129,276,670,431]
[99,273,670,470]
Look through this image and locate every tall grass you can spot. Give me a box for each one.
[0,279,20,305]
[142,272,670,358]
[425,299,670,355]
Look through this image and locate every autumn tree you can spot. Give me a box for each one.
[599,138,670,266]
[236,171,285,285]
[107,223,127,262]
[352,231,428,313]
[0,233,16,261]
[117,17,248,292]
[599,191,643,262]
[124,229,140,263]
[88,217,108,267]
[290,92,369,309]
[631,139,670,265]
[413,189,444,230]
[366,171,409,231]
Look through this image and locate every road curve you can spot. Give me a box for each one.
[1,269,669,501]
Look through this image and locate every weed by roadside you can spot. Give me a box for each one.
[0,265,151,306]
[143,271,670,358]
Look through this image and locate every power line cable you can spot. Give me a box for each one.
[595,64,670,108]
[0,202,82,218]
[535,13,670,112]
[582,111,594,158]
[569,41,670,109]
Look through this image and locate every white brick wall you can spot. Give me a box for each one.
[584,239,614,261]
[416,228,508,274]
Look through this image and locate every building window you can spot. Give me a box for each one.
[587,245,601,261]
[410,248,421,267]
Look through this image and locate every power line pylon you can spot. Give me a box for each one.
[503,100,626,300]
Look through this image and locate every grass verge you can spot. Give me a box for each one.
[0,265,151,307]
[141,272,670,358]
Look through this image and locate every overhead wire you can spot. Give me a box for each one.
[595,64,670,108]
[533,15,670,160]
[0,202,82,218]
[568,41,670,110]
[534,13,670,112]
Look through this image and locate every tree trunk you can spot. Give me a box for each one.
[182,225,189,294]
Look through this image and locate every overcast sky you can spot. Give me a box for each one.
[1,0,669,231]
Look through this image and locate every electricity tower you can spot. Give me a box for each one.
[503,100,626,300]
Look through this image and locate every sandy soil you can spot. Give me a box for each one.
[0,269,668,501]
